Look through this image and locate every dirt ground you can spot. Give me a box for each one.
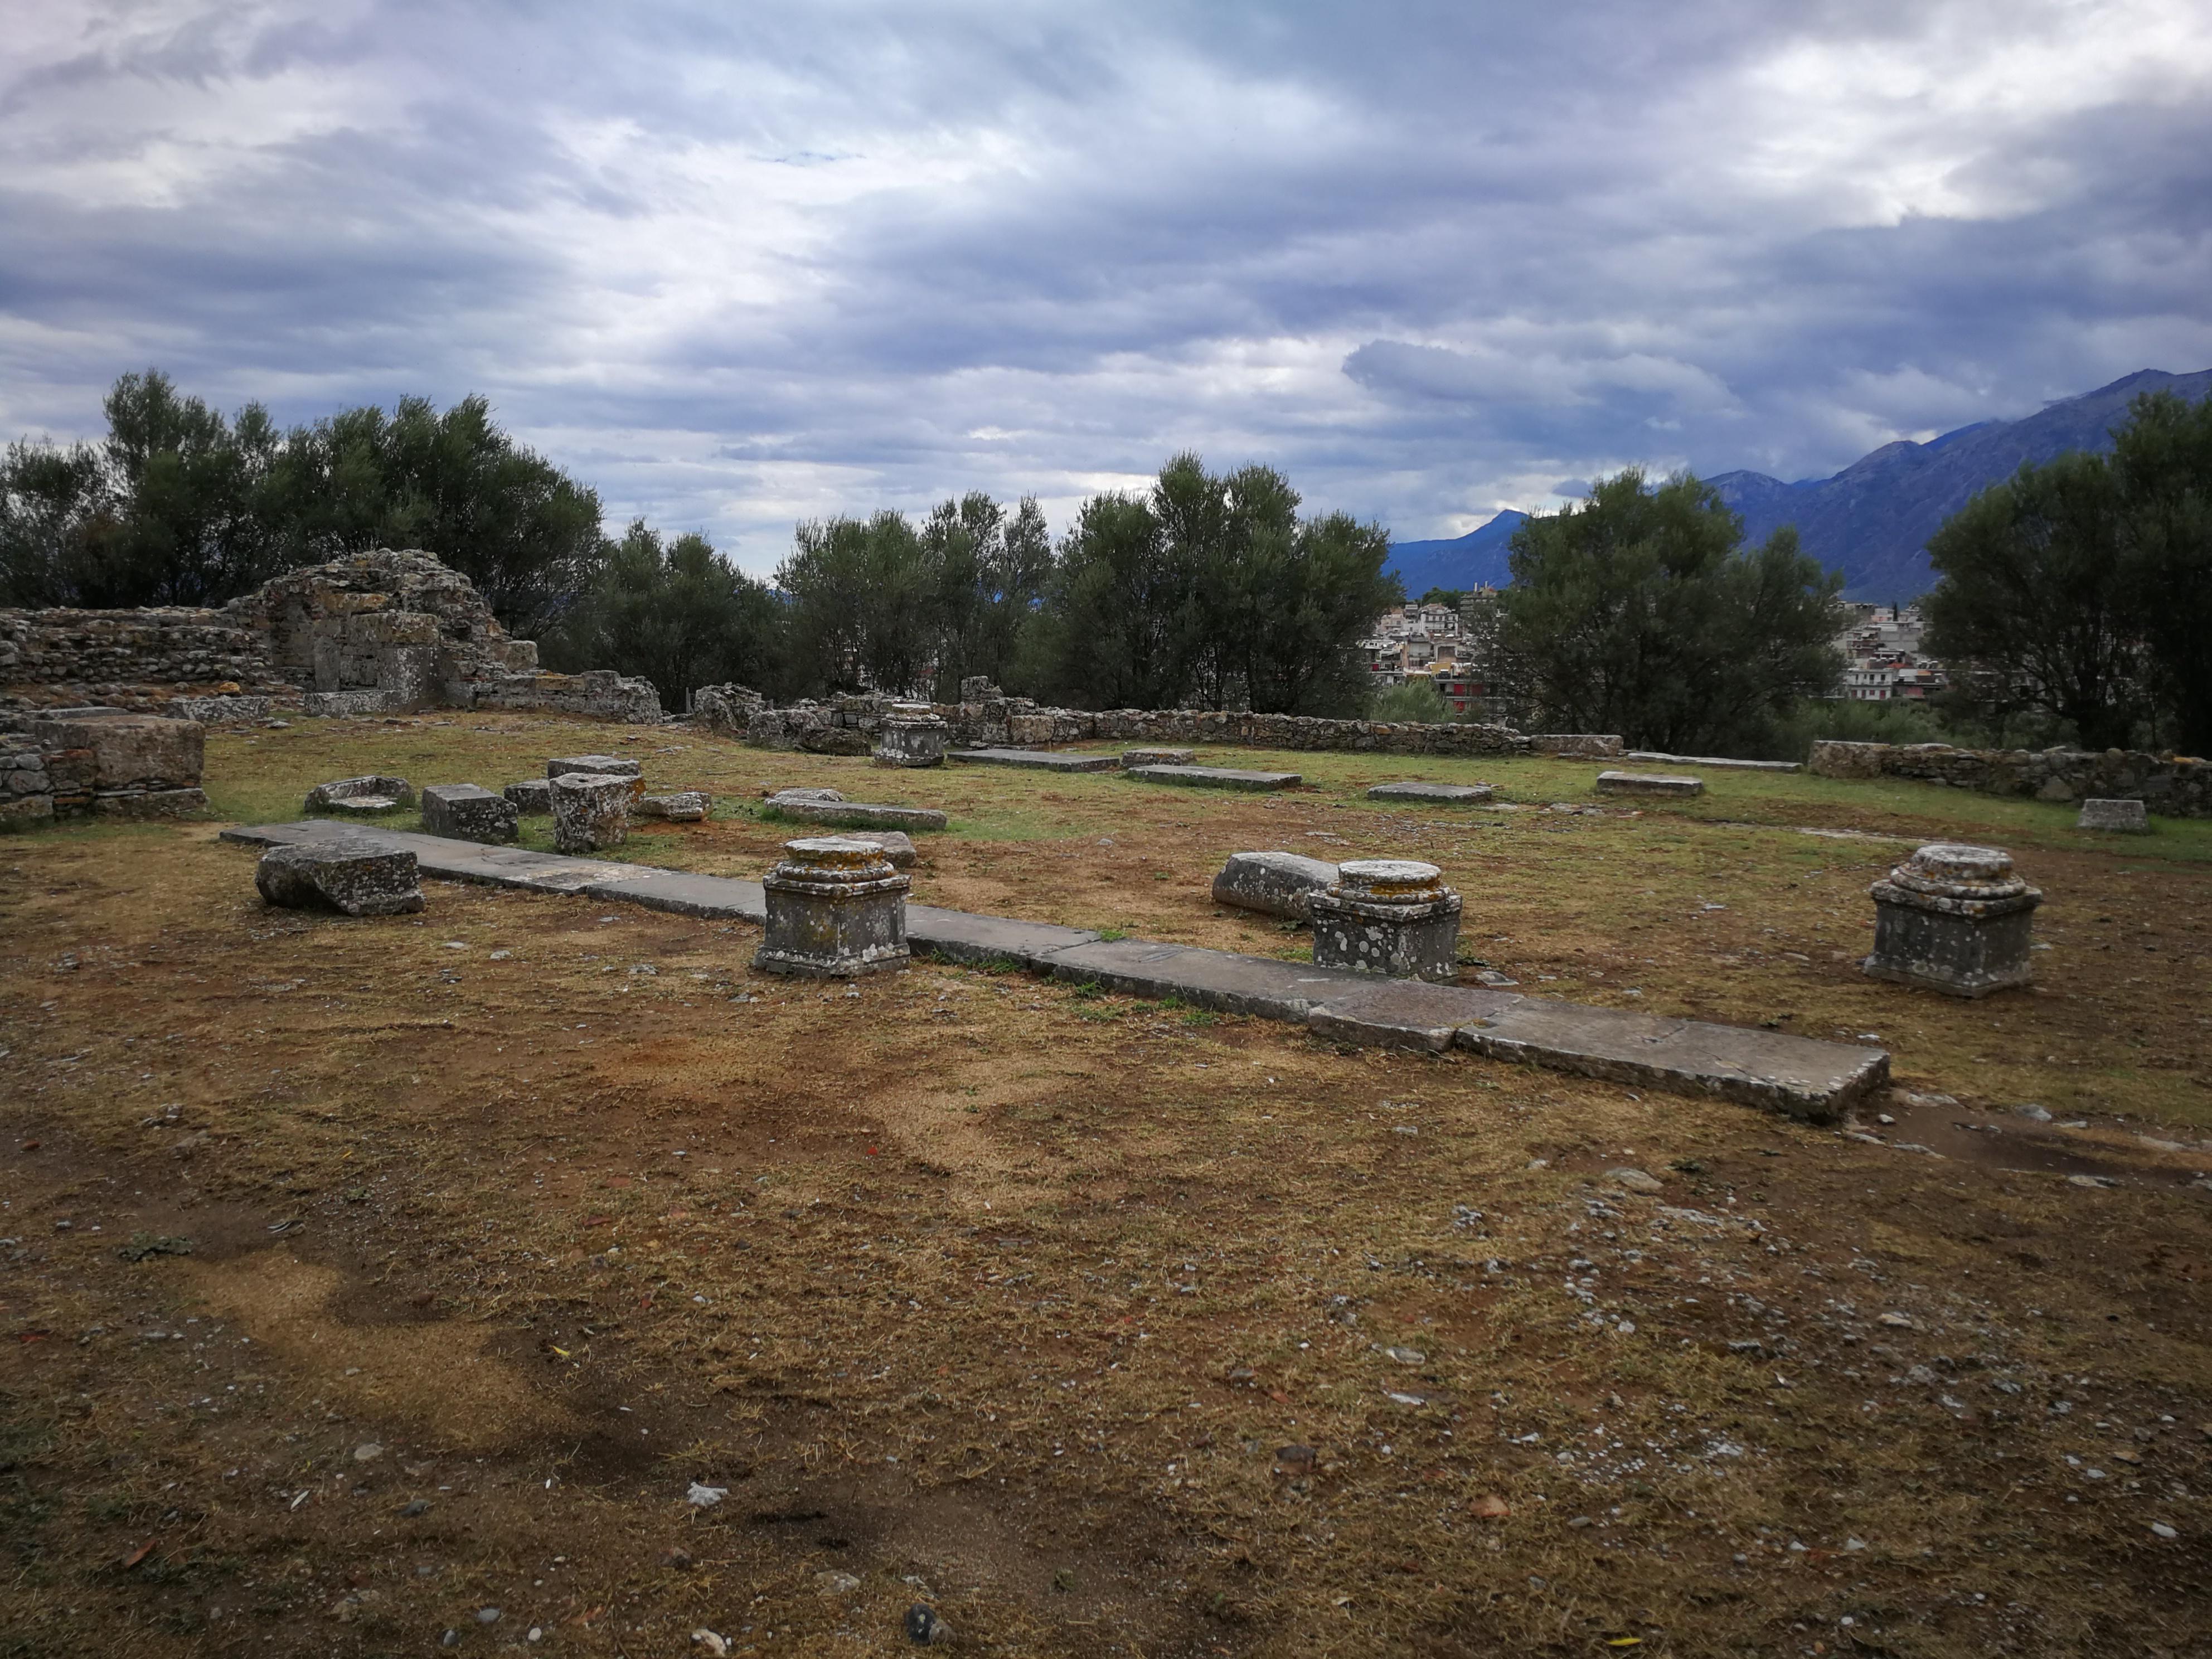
[3,712,2209,1657]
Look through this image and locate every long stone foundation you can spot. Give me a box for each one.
[712,688,1623,762]
[219,819,1891,1120]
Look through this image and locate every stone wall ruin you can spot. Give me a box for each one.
[1810,739,2210,818]
[0,549,661,725]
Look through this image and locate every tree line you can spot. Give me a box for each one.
[10,370,2199,750]
[2,373,1400,715]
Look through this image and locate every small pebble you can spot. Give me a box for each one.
[477,1607,501,1625]
[905,1603,952,1645]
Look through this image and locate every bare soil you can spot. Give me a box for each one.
[3,713,2209,1656]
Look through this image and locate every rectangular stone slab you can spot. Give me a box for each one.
[1126,764,1301,791]
[1626,751,1801,773]
[1307,978,1519,1052]
[948,748,1123,773]
[1594,770,1705,797]
[1454,998,1886,1122]
[763,798,950,831]
[906,908,1100,968]
[1039,938,1359,1019]
[583,870,765,921]
[1366,782,1494,803]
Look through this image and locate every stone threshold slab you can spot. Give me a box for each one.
[222,820,1886,1118]
[1627,750,1802,773]
[1126,764,1302,791]
[948,748,1123,773]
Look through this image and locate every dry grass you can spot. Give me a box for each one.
[1,712,2209,1657]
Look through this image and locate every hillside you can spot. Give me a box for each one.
[1388,368,2212,601]
[1710,367,2212,600]
[1384,508,1527,595]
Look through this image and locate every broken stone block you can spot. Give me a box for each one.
[2077,797,2149,833]
[1863,842,2041,998]
[255,837,424,916]
[420,783,519,844]
[838,829,917,867]
[304,774,415,815]
[874,704,949,768]
[1127,764,1301,791]
[1594,770,1704,798]
[1123,748,1196,767]
[1211,850,1339,920]
[550,772,633,853]
[1310,858,1463,983]
[503,779,553,814]
[1367,781,1494,804]
[637,790,711,821]
[752,837,910,978]
[764,787,846,805]
[546,754,641,780]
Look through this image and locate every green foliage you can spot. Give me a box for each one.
[920,492,1053,698]
[1497,469,1845,754]
[2109,390,2212,754]
[1762,693,1961,761]
[1027,454,1396,714]
[541,521,782,712]
[1923,450,2144,750]
[1370,679,1453,723]
[1923,390,2212,755]
[0,371,604,631]
[776,510,934,697]
[1418,586,1466,608]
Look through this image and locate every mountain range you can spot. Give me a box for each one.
[1385,367,2212,602]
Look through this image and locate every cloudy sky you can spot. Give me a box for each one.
[4,1,2210,574]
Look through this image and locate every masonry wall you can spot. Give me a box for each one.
[1810,739,2212,818]
[712,691,1624,760]
[1,550,664,725]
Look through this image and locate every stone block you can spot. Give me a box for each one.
[91,787,208,819]
[1123,748,1195,767]
[503,779,553,814]
[753,837,910,978]
[1863,843,2041,998]
[304,774,415,814]
[1594,770,1704,798]
[420,783,520,844]
[1366,781,1493,804]
[637,790,711,821]
[2077,797,2150,833]
[838,829,916,867]
[1310,860,1462,983]
[1211,850,1338,920]
[765,787,846,804]
[875,705,949,768]
[550,772,634,853]
[1627,751,1799,773]
[301,690,395,717]
[948,748,1121,773]
[763,797,948,832]
[25,712,202,790]
[1127,764,1301,791]
[255,837,424,917]
[546,753,641,780]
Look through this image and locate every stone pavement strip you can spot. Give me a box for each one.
[947,748,1124,773]
[221,820,1887,1119]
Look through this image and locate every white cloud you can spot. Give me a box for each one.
[0,0,2206,574]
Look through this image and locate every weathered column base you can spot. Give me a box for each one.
[752,837,911,977]
[1863,843,2041,998]
[1310,859,1462,982]
[874,705,949,768]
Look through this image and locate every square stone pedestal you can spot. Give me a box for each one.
[753,838,911,977]
[1310,859,1462,983]
[1864,842,2041,998]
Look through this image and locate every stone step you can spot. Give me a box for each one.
[762,798,950,831]
[1595,770,1705,798]
[221,819,1887,1118]
[947,748,1123,772]
[1127,764,1302,791]
[1626,751,1802,773]
[1366,781,1495,803]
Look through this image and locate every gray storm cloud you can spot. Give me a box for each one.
[2,0,2208,572]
